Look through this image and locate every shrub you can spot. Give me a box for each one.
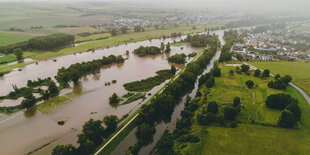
[245,80,254,89]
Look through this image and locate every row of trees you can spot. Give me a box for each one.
[0,34,74,54]
[55,55,124,87]
[268,75,292,90]
[52,115,119,155]
[128,47,217,154]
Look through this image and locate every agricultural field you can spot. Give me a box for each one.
[0,31,33,46]
[0,54,16,64]
[174,64,310,154]
[249,61,310,95]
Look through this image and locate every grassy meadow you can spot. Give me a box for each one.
[249,61,310,96]
[174,63,310,154]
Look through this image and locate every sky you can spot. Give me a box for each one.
[0,0,309,14]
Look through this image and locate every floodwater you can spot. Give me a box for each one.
[0,32,210,154]
[111,35,224,155]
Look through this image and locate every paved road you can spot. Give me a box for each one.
[234,57,310,105]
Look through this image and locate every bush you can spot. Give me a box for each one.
[233,97,241,107]
[263,69,270,77]
[212,67,221,77]
[241,64,250,72]
[57,120,65,125]
[109,93,120,105]
[207,101,218,114]
[223,106,239,120]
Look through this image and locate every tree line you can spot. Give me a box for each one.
[55,55,124,87]
[0,34,74,54]
[128,46,217,154]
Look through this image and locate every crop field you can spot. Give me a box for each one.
[249,61,310,96]
[174,64,310,154]
[0,55,16,64]
[0,31,33,46]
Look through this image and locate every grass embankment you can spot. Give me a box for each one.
[248,61,310,96]
[174,64,310,154]
[121,93,146,105]
[0,24,218,74]
[0,31,33,46]
[123,69,175,92]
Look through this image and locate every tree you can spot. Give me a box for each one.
[241,64,250,72]
[160,42,165,51]
[13,48,23,60]
[278,110,296,128]
[103,115,119,136]
[170,65,176,74]
[110,28,117,36]
[48,81,59,97]
[233,97,241,107]
[263,69,270,77]
[77,119,105,154]
[136,123,156,145]
[212,67,221,77]
[109,93,120,105]
[154,130,175,155]
[207,101,218,114]
[164,43,171,53]
[286,103,301,121]
[223,106,238,120]
[245,80,254,89]
[134,25,144,32]
[120,26,127,34]
[266,93,296,110]
[229,70,234,77]
[206,77,215,88]
[21,91,36,109]
[52,144,76,155]
[280,75,292,85]
[275,74,281,80]
[254,69,261,77]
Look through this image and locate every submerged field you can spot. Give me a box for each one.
[174,63,310,154]
[248,61,310,96]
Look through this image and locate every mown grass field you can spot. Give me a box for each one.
[174,64,310,154]
[0,54,16,64]
[0,31,33,46]
[249,61,310,96]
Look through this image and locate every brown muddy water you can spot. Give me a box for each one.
[0,33,213,154]
[111,41,223,155]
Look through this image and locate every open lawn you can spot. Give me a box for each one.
[174,64,310,154]
[207,65,284,125]
[175,124,310,155]
[0,31,33,46]
[249,61,310,96]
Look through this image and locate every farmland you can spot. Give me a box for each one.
[0,31,33,47]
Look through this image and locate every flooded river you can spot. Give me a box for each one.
[0,30,227,154]
[111,32,225,155]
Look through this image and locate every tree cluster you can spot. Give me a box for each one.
[52,115,119,155]
[168,53,187,64]
[268,75,292,90]
[133,46,161,57]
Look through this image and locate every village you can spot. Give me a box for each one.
[231,27,310,61]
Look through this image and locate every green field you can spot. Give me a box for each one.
[0,31,33,46]
[177,124,310,155]
[174,64,310,154]
[249,61,310,96]
[0,54,16,64]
